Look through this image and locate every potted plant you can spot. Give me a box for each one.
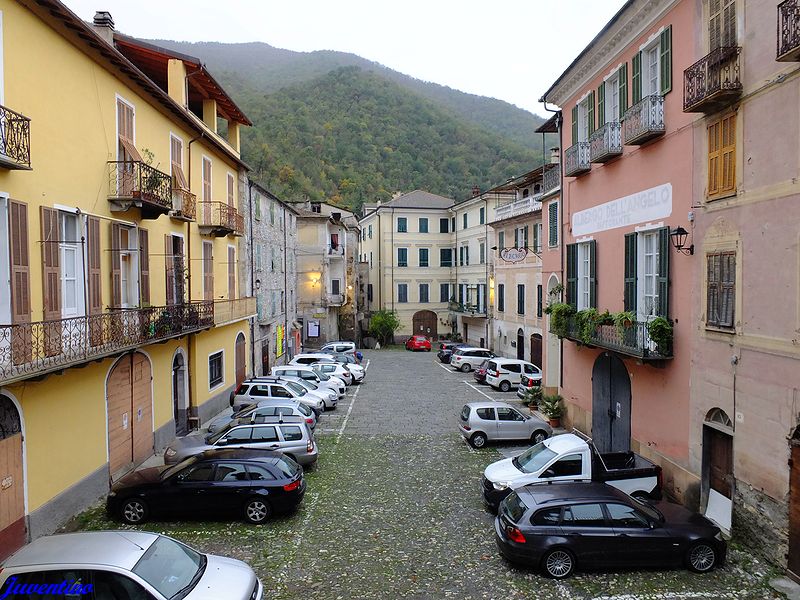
[646,316,673,355]
[575,308,600,345]
[524,386,544,412]
[613,310,636,336]
[544,302,575,338]
[540,393,565,428]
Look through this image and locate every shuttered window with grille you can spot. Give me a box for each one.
[548,202,558,247]
[707,251,736,329]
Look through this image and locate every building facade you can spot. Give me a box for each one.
[0,2,254,557]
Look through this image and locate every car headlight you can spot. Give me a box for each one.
[165,448,176,457]
[492,481,510,491]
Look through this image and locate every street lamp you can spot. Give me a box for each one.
[669,226,694,256]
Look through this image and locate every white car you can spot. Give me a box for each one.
[312,361,353,385]
[485,358,541,392]
[450,347,495,372]
[0,531,262,600]
[320,341,359,361]
[230,378,325,413]
[281,375,338,409]
[291,353,339,366]
[271,365,346,399]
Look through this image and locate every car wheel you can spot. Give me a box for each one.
[541,548,575,579]
[531,430,548,444]
[686,541,717,573]
[499,380,511,392]
[244,497,272,524]
[121,498,148,524]
[470,432,487,448]
[460,363,471,373]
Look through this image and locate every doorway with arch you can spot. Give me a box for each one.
[0,394,25,561]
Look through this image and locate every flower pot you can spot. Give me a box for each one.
[548,417,561,428]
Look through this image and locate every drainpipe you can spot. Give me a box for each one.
[247,179,255,376]
[186,131,206,423]
[283,204,289,361]
[390,207,395,313]
[483,194,489,346]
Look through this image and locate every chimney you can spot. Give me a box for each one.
[471,186,480,197]
[92,11,115,45]
[550,147,560,165]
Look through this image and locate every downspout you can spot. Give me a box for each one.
[483,194,489,346]
[377,211,382,310]
[248,180,255,376]
[186,130,206,423]
[283,205,289,361]
[390,207,395,313]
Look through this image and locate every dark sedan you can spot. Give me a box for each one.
[437,342,467,363]
[473,359,490,384]
[495,482,725,579]
[107,448,305,525]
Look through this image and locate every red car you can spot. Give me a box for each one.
[405,335,432,352]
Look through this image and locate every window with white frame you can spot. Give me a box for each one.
[577,242,592,310]
[577,96,591,142]
[209,351,224,388]
[605,74,620,123]
[397,283,408,303]
[643,42,661,97]
[638,231,659,319]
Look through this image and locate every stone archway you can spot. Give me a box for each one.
[0,394,25,561]
[412,310,438,339]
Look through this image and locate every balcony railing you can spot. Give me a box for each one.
[564,142,590,177]
[542,165,560,195]
[170,188,196,221]
[449,301,486,315]
[0,302,213,386]
[589,122,623,162]
[213,297,256,326]
[199,201,243,236]
[623,95,665,145]
[108,161,172,216]
[232,211,245,236]
[553,316,673,360]
[0,105,31,170]
[683,47,742,113]
[495,196,543,221]
[778,0,800,61]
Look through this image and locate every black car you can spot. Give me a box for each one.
[107,448,305,525]
[437,342,468,363]
[495,482,725,579]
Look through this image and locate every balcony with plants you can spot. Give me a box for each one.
[589,121,623,162]
[0,104,31,170]
[107,160,172,218]
[778,0,800,61]
[623,95,665,145]
[564,142,590,177]
[683,46,742,113]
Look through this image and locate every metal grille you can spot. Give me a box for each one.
[0,105,31,169]
[622,95,665,145]
[564,142,590,177]
[778,0,800,59]
[683,47,742,112]
[108,161,172,209]
[552,316,673,360]
[589,122,623,162]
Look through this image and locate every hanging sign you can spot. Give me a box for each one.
[499,247,528,263]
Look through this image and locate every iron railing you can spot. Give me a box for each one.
[199,201,238,233]
[553,316,673,360]
[0,105,31,169]
[495,196,543,221]
[0,302,213,385]
[327,293,345,306]
[449,301,486,315]
[623,95,665,145]
[589,122,623,162]
[683,47,742,113]
[232,211,245,236]
[564,142,590,177]
[778,0,800,61]
[213,297,256,326]
[108,161,172,209]
[542,165,560,194]
[171,188,196,221]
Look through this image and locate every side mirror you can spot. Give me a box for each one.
[216,438,228,446]
[649,520,659,529]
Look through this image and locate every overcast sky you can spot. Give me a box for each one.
[63,0,627,117]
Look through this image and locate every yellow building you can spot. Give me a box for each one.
[0,1,254,555]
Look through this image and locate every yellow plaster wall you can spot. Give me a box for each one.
[190,323,249,403]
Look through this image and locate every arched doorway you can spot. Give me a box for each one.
[591,353,631,453]
[107,352,153,480]
[545,275,561,388]
[412,310,438,339]
[516,328,524,360]
[702,408,733,535]
[0,395,25,561]
[530,333,543,368]
[172,352,188,437]
[235,333,246,386]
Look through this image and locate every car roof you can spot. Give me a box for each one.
[295,353,333,358]
[235,415,305,424]
[457,347,489,352]
[464,401,518,411]
[491,358,531,364]
[516,481,629,506]
[198,448,284,461]
[4,530,159,569]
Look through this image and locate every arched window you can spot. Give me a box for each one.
[705,408,733,431]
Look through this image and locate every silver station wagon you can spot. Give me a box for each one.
[458,401,552,448]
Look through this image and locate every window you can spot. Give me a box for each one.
[201,157,212,203]
[479,242,485,265]
[479,207,485,225]
[361,229,365,241]
[476,407,495,420]
[397,283,408,303]
[708,113,736,198]
[546,454,583,477]
[331,279,341,295]
[706,251,735,329]
[640,232,659,319]
[562,503,607,527]
[517,284,525,315]
[498,230,505,250]
[632,27,672,102]
[537,285,543,317]
[459,245,469,266]
[497,407,524,421]
[246,465,276,481]
[451,216,455,232]
[440,248,453,267]
[514,226,528,250]
[209,351,223,388]
[419,248,429,267]
[548,202,558,247]
[280,426,303,441]
[397,217,407,233]
[644,43,660,97]
[180,464,215,482]
[532,508,562,526]
[624,229,669,317]
[576,94,593,142]
[533,223,542,253]
[369,251,373,268]
[397,248,408,267]
[368,224,373,239]
[251,426,280,442]
[214,462,249,482]
[577,242,592,310]
[367,284,373,302]
[605,503,650,528]
[419,283,429,303]
[709,0,736,50]
[463,213,468,229]
[270,201,275,225]
[440,283,450,303]
[419,218,429,233]
[497,284,505,312]
[605,74,621,123]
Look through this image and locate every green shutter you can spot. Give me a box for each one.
[597,84,605,127]
[588,240,597,309]
[514,228,519,248]
[660,26,672,95]
[618,64,628,118]
[587,90,595,134]
[566,243,578,308]
[632,52,642,104]
[624,232,637,313]
[571,105,578,145]
[524,226,529,249]
[532,223,539,251]
[657,227,670,316]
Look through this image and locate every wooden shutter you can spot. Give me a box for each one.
[722,0,736,47]
[720,113,736,195]
[165,235,175,306]
[116,100,142,162]
[706,253,719,324]
[548,202,558,247]
[571,106,578,145]
[587,90,595,134]
[227,173,235,207]
[514,228,519,248]
[203,242,214,301]
[532,223,539,251]
[707,120,721,196]
[9,200,31,365]
[228,247,236,300]
[111,223,122,308]
[202,158,212,202]
[720,252,735,327]
[660,26,672,95]
[624,232,637,313]
[139,228,150,305]
[566,243,577,308]
[618,64,628,118]
[40,207,61,358]
[709,0,721,50]
[632,52,642,104]
[87,217,102,315]
[537,285,543,318]
[597,83,605,126]
[523,226,529,249]
[588,240,597,309]
[657,227,670,317]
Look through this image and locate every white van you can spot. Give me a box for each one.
[485,358,541,392]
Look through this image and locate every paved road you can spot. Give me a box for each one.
[77,348,785,599]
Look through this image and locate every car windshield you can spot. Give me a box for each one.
[274,455,301,478]
[501,492,528,523]
[232,404,257,419]
[296,403,312,417]
[315,370,330,381]
[132,535,205,599]
[632,495,664,522]
[512,442,558,474]
[285,381,306,396]
[160,456,198,480]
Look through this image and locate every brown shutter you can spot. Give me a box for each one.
[203,243,214,301]
[720,252,736,327]
[707,120,721,196]
[139,228,150,305]
[228,246,236,300]
[709,0,721,51]
[87,216,103,346]
[202,159,212,202]
[165,234,175,306]
[111,223,122,308]
[9,200,31,364]
[722,0,736,47]
[40,207,62,357]
[720,113,736,196]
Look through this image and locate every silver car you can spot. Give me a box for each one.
[450,348,495,372]
[280,376,338,409]
[0,530,262,600]
[458,401,552,448]
[271,365,346,398]
[231,378,325,413]
[207,399,317,434]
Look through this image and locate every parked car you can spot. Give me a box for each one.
[271,365,346,399]
[280,375,338,409]
[164,416,318,466]
[459,402,551,449]
[108,449,305,525]
[0,530,263,599]
[480,431,662,511]
[473,359,490,384]
[450,347,494,372]
[312,361,354,385]
[320,341,359,362]
[406,335,432,352]
[230,378,326,414]
[517,371,544,400]
[208,400,317,434]
[437,342,468,364]
[486,358,542,392]
[291,353,341,366]
[326,353,366,382]
[495,482,726,579]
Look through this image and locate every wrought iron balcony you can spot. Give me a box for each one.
[232,211,245,236]
[589,122,623,162]
[449,301,486,316]
[684,47,742,113]
[552,315,673,360]
[778,0,800,61]
[213,297,256,326]
[170,188,196,221]
[0,302,213,386]
[108,161,172,218]
[623,95,665,145]
[564,142,590,177]
[198,201,242,237]
[542,165,560,195]
[0,105,31,170]
[494,196,543,221]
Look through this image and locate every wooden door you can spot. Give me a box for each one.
[709,427,733,499]
[235,333,246,386]
[591,353,631,453]
[789,442,800,578]
[107,353,153,480]
[412,310,438,339]
[0,396,25,561]
[530,334,543,368]
[172,354,188,437]
[516,329,524,360]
